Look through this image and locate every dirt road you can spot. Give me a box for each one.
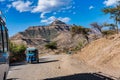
[7,54,116,80]
[7,55,71,80]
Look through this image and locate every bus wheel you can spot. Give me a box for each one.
[3,72,6,80]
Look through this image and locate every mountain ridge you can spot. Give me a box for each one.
[10,20,88,53]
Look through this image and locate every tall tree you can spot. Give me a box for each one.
[103,23,116,31]
[103,1,120,34]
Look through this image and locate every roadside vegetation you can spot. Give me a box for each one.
[9,42,26,63]
[45,41,57,50]
[71,25,90,36]
[102,30,116,37]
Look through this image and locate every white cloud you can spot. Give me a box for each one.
[89,6,94,10]
[12,0,32,12]
[41,16,70,24]
[32,0,71,13]
[6,0,73,20]
[104,0,120,6]
[32,0,72,18]
[40,12,46,18]
[58,17,70,23]
[7,0,73,23]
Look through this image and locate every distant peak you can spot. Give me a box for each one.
[50,19,66,26]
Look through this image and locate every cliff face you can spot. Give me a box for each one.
[11,20,88,53]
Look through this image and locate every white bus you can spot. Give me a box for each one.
[0,12,9,80]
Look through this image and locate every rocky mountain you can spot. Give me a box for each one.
[11,20,88,53]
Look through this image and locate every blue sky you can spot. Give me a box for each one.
[0,0,118,36]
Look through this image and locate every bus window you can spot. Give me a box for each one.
[2,26,8,52]
[0,24,3,52]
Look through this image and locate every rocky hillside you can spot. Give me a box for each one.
[11,20,88,53]
[74,34,120,77]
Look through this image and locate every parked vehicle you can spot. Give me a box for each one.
[26,47,39,63]
[0,11,9,80]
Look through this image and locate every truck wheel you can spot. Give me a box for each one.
[37,60,39,63]
[29,60,32,64]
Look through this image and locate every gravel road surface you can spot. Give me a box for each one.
[7,54,116,80]
[7,55,72,80]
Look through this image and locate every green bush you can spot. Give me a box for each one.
[9,42,26,63]
[71,26,90,36]
[74,42,83,51]
[102,30,116,36]
[71,26,83,34]
[45,42,57,50]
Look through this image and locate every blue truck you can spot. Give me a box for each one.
[26,47,39,63]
